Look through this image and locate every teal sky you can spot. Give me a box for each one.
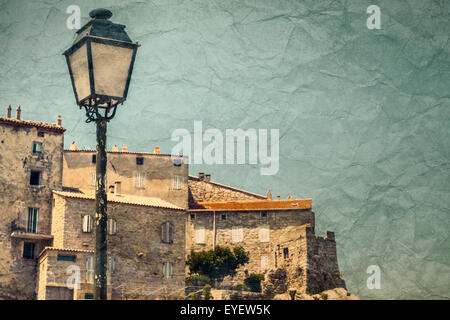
[1,0,449,299]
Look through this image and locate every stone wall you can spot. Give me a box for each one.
[63,151,188,209]
[46,195,187,299]
[186,209,315,286]
[0,121,64,299]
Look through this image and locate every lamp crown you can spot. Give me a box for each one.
[89,8,113,20]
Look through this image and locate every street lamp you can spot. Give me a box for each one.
[63,8,139,300]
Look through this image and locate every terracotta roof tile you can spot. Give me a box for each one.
[53,189,183,210]
[189,198,312,211]
[0,116,65,133]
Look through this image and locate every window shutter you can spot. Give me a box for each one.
[261,256,268,270]
[169,223,173,244]
[259,226,270,242]
[108,219,117,235]
[83,215,92,233]
[195,227,205,244]
[86,257,94,283]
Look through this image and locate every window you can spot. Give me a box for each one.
[261,211,267,222]
[259,226,270,242]
[57,255,76,262]
[190,214,195,220]
[27,208,39,233]
[90,171,96,186]
[163,262,173,279]
[135,172,145,188]
[172,175,182,190]
[32,142,42,154]
[261,256,269,270]
[283,248,289,259]
[82,215,93,233]
[30,170,41,185]
[136,157,144,165]
[23,242,35,259]
[84,293,94,300]
[161,222,174,244]
[221,214,227,221]
[107,218,117,235]
[232,226,243,242]
[109,257,115,274]
[37,131,45,137]
[195,227,205,244]
[86,257,94,283]
[92,154,96,164]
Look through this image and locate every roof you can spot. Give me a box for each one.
[38,247,94,259]
[188,175,267,200]
[64,149,187,159]
[53,189,183,210]
[189,198,312,211]
[0,116,66,133]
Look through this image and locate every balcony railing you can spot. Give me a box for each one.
[10,219,53,241]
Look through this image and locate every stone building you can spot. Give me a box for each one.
[0,107,347,299]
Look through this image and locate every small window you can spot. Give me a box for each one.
[283,248,289,259]
[37,131,45,137]
[84,293,94,300]
[86,257,94,283]
[163,262,173,279]
[27,208,39,233]
[107,218,117,235]
[23,242,35,259]
[57,255,76,262]
[173,157,182,166]
[161,222,174,244]
[173,175,182,190]
[30,170,41,186]
[259,226,270,242]
[261,256,269,270]
[221,214,227,221]
[190,214,195,220]
[136,157,144,165]
[82,215,93,233]
[32,142,42,154]
[261,211,267,221]
[92,154,96,164]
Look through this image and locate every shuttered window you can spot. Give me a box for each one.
[172,175,182,190]
[195,227,205,244]
[86,257,94,283]
[135,172,145,188]
[261,256,269,270]
[163,262,173,279]
[32,142,42,154]
[259,226,270,242]
[232,226,243,242]
[108,219,117,235]
[82,215,93,233]
[109,257,115,274]
[27,208,39,233]
[161,222,174,244]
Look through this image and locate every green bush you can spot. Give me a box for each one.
[202,284,213,300]
[186,274,210,287]
[244,273,265,292]
[320,292,328,300]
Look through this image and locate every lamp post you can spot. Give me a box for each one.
[63,8,139,300]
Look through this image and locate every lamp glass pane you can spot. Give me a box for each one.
[69,43,90,102]
[91,42,133,98]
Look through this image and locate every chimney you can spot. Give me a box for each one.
[204,174,211,182]
[154,146,160,154]
[57,115,62,126]
[198,172,204,181]
[266,189,272,200]
[69,141,78,151]
[15,105,21,120]
[122,144,128,152]
[114,181,121,196]
[112,144,119,152]
[6,105,11,118]
[276,195,281,200]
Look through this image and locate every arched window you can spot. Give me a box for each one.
[161,222,174,244]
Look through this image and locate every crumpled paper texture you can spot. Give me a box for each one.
[0,0,449,299]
